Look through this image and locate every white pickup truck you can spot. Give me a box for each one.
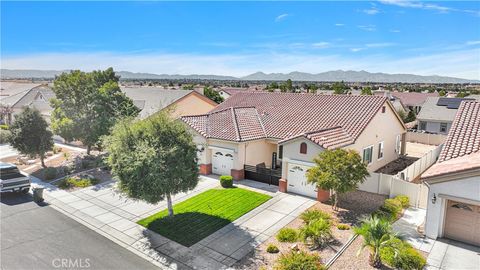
[0,162,31,193]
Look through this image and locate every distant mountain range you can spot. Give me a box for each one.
[1,69,478,84]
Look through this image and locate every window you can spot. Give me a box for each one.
[278,145,283,159]
[382,106,386,113]
[378,142,384,159]
[419,121,426,130]
[300,142,307,154]
[363,146,373,164]
[440,123,448,133]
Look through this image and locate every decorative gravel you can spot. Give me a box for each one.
[234,190,387,269]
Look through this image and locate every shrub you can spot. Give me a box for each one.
[0,129,11,144]
[300,218,332,249]
[380,238,426,270]
[44,167,57,180]
[300,209,331,225]
[52,146,62,154]
[275,250,325,270]
[395,195,410,209]
[266,244,279,253]
[219,175,233,188]
[0,124,9,130]
[380,198,402,220]
[336,223,351,230]
[58,176,100,189]
[276,228,298,242]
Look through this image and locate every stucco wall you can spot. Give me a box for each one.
[244,140,277,167]
[345,101,406,172]
[280,138,324,178]
[168,93,216,118]
[425,176,480,239]
[420,121,452,135]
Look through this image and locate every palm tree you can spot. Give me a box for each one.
[354,216,398,268]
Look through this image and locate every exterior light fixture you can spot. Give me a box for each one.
[431,193,437,204]
[197,145,205,152]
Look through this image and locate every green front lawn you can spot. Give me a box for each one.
[137,187,271,247]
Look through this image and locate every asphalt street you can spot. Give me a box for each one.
[1,192,158,270]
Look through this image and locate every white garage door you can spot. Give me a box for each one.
[444,200,480,246]
[287,163,317,198]
[212,151,233,176]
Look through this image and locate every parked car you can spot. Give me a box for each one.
[0,162,30,193]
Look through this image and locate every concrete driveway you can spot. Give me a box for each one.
[426,239,480,270]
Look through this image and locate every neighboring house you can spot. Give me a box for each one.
[181,92,406,199]
[390,91,438,113]
[421,101,480,246]
[374,91,409,115]
[216,88,249,100]
[0,84,54,124]
[417,97,475,135]
[121,87,217,119]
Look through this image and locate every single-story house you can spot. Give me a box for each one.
[374,91,409,115]
[390,91,438,114]
[0,83,54,124]
[121,87,218,119]
[182,92,407,199]
[417,97,475,135]
[421,100,480,246]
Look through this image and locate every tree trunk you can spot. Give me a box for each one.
[40,156,46,168]
[166,193,174,217]
[332,191,338,211]
[86,145,91,155]
[370,249,382,268]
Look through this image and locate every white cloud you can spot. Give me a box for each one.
[363,7,380,15]
[358,25,377,31]
[379,0,478,16]
[312,42,330,49]
[2,48,479,80]
[365,42,396,48]
[350,48,365,52]
[466,40,480,46]
[275,14,289,22]
[390,29,401,33]
[335,23,345,27]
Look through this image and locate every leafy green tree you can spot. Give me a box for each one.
[404,110,416,123]
[456,91,469,98]
[361,86,373,95]
[397,110,406,122]
[332,81,349,94]
[307,149,369,210]
[438,90,446,96]
[204,86,224,103]
[286,79,293,92]
[182,84,194,90]
[104,112,199,217]
[8,107,54,167]
[307,84,318,93]
[50,68,139,154]
[354,216,399,268]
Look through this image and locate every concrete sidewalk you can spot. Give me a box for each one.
[30,175,315,269]
[393,207,435,253]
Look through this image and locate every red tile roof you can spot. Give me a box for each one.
[422,101,480,179]
[391,91,438,106]
[182,92,390,147]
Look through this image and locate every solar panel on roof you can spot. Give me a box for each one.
[436,98,475,109]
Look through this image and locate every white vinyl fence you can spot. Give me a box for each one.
[358,173,429,209]
[406,132,447,145]
[397,144,443,182]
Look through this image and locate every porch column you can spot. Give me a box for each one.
[317,189,330,202]
[199,164,212,175]
[279,178,288,193]
[231,169,245,181]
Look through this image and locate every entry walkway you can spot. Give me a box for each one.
[393,207,435,253]
[29,175,315,269]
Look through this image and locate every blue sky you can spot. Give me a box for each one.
[2,1,479,79]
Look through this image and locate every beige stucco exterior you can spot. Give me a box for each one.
[166,92,217,118]
[189,100,406,182]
